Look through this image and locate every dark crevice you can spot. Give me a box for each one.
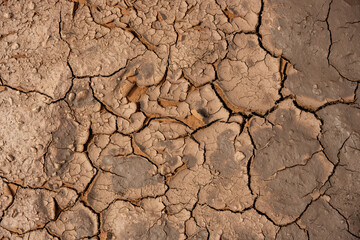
[252,187,333,229]
[49,77,74,105]
[0,84,53,100]
[255,0,284,60]
[0,185,17,225]
[204,202,254,215]
[212,78,290,119]
[77,169,99,208]
[45,227,60,238]
[255,0,264,34]
[189,188,201,218]
[327,201,360,238]
[69,63,130,79]
[210,83,233,115]
[278,58,289,99]
[296,222,311,240]
[255,2,267,55]
[325,0,356,83]
[354,82,359,102]
[246,124,257,150]
[79,200,102,237]
[83,126,95,155]
[206,227,210,240]
[0,176,55,192]
[252,204,281,227]
[329,63,356,82]
[274,227,281,240]
[317,136,334,167]
[88,79,121,118]
[246,128,255,196]
[314,98,357,113]
[307,229,311,240]
[292,99,317,115]
[322,134,352,190]
[53,198,62,219]
[325,0,333,66]
[189,118,222,138]
[230,112,248,133]
[72,1,79,19]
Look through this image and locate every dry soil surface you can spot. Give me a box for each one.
[0,0,359,239]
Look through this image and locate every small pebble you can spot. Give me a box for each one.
[11,43,19,50]
[6,154,15,162]
[235,151,245,161]
[28,2,35,10]
[68,92,76,101]
[32,106,40,112]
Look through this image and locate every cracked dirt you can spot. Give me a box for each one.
[0,0,359,239]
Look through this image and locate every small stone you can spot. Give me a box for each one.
[322,195,331,202]
[68,144,75,151]
[11,43,19,50]
[28,2,35,10]
[77,90,87,100]
[31,106,40,112]
[234,151,245,162]
[6,154,15,162]
[68,92,76,101]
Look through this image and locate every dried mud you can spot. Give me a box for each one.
[0,0,359,239]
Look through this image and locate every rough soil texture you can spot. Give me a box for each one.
[0,0,359,239]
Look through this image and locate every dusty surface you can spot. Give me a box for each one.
[0,0,359,239]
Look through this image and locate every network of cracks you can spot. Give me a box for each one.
[0,0,359,239]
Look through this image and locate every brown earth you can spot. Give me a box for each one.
[0,0,359,239]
